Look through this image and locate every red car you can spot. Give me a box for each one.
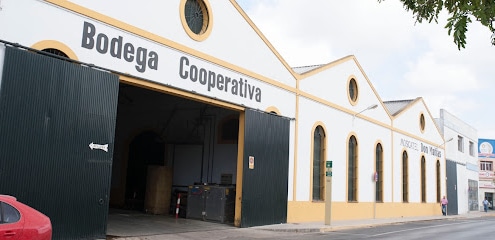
[0,195,52,240]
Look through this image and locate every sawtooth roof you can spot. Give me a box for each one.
[383,99,415,116]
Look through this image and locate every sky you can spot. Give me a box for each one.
[236,0,495,140]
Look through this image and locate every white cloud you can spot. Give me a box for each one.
[404,53,479,92]
[238,0,495,139]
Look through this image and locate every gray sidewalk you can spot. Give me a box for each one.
[252,210,495,233]
[107,210,495,239]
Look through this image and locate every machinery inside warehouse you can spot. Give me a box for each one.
[109,82,240,224]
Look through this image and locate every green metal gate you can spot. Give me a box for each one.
[241,109,290,227]
[0,46,119,239]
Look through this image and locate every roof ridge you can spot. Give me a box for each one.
[292,64,324,69]
[383,99,414,103]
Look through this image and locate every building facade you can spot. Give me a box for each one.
[478,138,495,209]
[435,109,479,214]
[0,0,449,239]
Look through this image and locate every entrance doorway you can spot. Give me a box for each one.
[485,192,493,210]
[109,83,241,225]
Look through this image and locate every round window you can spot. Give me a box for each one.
[419,113,425,132]
[348,78,358,104]
[181,0,213,41]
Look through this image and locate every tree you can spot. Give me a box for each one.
[378,0,495,49]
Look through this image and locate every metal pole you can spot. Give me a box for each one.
[325,161,332,225]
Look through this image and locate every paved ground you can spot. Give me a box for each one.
[106,209,495,240]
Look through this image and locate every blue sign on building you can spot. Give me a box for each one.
[479,138,495,158]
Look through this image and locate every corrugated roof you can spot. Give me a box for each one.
[383,99,414,116]
[292,64,324,74]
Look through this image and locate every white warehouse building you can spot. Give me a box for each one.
[0,0,450,238]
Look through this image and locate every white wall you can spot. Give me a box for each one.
[55,0,298,87]
[295,97,391,202]
[436,109,479,214]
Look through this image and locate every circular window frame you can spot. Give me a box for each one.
[419,113,426,132]
[31,40,79,61]
[180,0,213,42]
[347,76,359,106]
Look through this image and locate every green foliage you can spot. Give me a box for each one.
[378,0,495,49]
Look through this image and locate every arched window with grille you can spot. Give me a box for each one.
[348,135,358,202]
[402,151,409,202]
[312,126,326,201]
[421,156,426,203]
[375,143,383,202]
[42,48,69,58]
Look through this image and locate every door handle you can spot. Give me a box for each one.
[4,231,17,236]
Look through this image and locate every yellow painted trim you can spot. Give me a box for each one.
[297,56,392,121]
[31,40,79,61]
[297,92,440,147]
[234,111,245,227]
[347,75,359,106]
[391,98,444,143]
[43,1,445,149]
[292,88,300,200]
[45,0,298,95]
[391,129,394,202]
[265,106,281,115]
[297,55,353,78]
[229,0,300,77]
[179,0,214,42]
[119,75,244,111]
[41,1,444,149]
[36,0,450,225]
[287,201,442,222]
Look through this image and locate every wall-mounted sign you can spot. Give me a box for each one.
[399,137,442,157]
[479,139,495,158]
[89,142,108,152]
[479,171,494,179]
[79,20,267,107]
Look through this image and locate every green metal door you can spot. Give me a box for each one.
[0,46,119,239]
[241,109,290,227]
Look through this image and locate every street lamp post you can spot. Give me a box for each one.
[352,104,378,126]
[353,104,378,119]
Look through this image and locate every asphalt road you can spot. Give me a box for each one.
[119,216,495,240]
[250,216,495,240]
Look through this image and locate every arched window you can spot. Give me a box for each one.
[436,160,441,202]
[375,143,383,202]
[348,136,358,202]
[402,151,409,202]
[421,156,426,203]
[312,126,326,201]
[41,48,69,58]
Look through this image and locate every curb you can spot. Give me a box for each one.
[257,212,495,233]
